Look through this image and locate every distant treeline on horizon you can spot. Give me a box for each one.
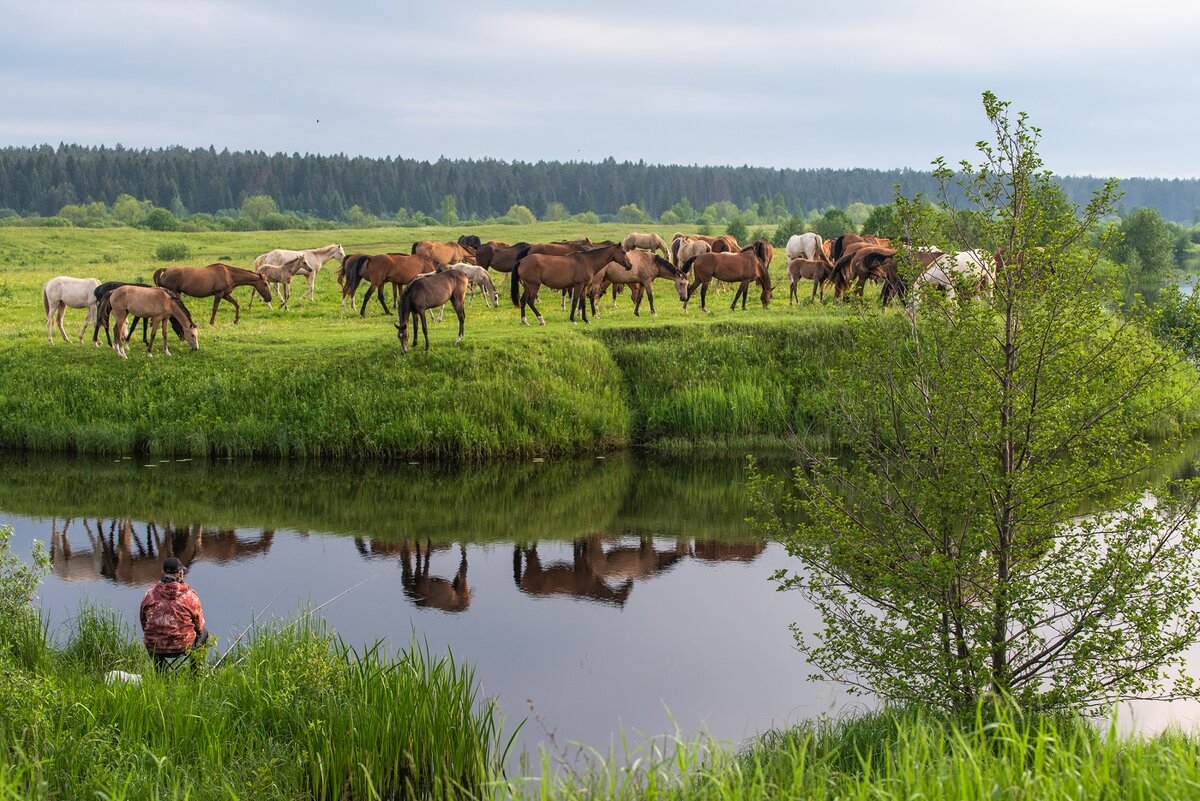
[1,143,1197,223]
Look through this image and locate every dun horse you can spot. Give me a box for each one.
[43,276,100,344]
[92,281,185,347]
[787,258,832,303]
[510,243,632,325]
[680,240,773,313]
[154,263,272,324]
[107,285,199,358]
[395,268,469,353]
[621,232,669,259]
[412,240,476,266]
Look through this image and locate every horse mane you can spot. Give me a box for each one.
[168,292,196,327]
[653,255,677,274]
[680,255,698,275]
[152,267,167,287]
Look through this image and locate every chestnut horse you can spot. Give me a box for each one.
[345,253,439,316]
[680,240,773,313]
[510,243,632,325]
[412,240,476,266]
[153,263,272,325]
[108,285,199,358]
[92,281,185,347]
[787,257,833,303]
[395,268,469,353]
[587,250,688,316]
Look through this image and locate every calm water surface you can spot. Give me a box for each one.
[6,448,1200,765]
[1,451,851,765]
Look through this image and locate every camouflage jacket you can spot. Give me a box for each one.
[139,578,206,654]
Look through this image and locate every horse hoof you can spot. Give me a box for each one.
[538,318,545,326]
[521,318,529,326]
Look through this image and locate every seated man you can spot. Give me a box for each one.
[139,556,209,669]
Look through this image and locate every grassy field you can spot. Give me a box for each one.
[0,223,1195,460]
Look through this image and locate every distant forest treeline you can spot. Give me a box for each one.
[1,144,1198,223]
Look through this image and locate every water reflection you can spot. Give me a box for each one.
[356,539,474,613]
[49,516,274,585]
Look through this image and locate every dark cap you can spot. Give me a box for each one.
[162,557,185,575]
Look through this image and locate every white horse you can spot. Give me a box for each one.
[909,249,996,310]
[43,276,100,344]
[785,232,827,263]
[253,244,345,301]
[435,263,498,322]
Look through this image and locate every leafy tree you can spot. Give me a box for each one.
[111,194,150,226]
[811,207,856,240]
[617,203,651,224]
[439,194,459,226]
[502,204,536,225]
[751,92,1200,715]
[1115,207,1175,276]
[143,208,178,232]
[670,197,697,224]
[658,210,680,226]
[860,203,900,238]
[726,216,750,244]
[846,202,873,227]
[239,194,278,225]
[542,201,568,222]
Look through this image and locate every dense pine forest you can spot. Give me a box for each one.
[2,144,1197,223]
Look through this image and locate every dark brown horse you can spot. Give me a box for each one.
[108,285,199,358]
[92,281,185,347]
[395,268,469,353]
[680,240,773,312]
[345,252,439,316]
[510,243,633,324]
[473,242,528,273]
[153,263,272,325]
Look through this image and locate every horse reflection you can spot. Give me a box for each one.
[354,538,472,613]
[49,517,274,585]
[690,539,767,562]
[513,536,688,607]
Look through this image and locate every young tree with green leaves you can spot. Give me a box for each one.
[752,93,1200,715]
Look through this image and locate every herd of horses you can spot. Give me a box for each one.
[39,228,998,356]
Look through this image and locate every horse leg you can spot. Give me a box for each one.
[146,318,158,356]
[420,310,430,351]
[454,298,465,345]
[114,313,129,359]
[78,304,96,343]
[436,303,445,324]
[209,296,222,325]
[645,284,656,316]
[526,290,545,326]
[55,303,71,343]
[700,281,710,314]
[359,285,374,317]
[376,282,391,316]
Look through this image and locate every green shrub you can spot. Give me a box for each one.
[154,242,191,261]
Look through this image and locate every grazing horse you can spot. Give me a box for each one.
[473,242,528,274]
[787,258,833,303]
[43,276,100,344]
[412,240,476,266]
[512,542,634,607]
[154,263,272,325]
[711,234,741,254]
[254,244,345,301]
[621,232,670,259]
[250,255,309,310]
[908,249,995,310]
[402,541,472,612]
[434,263,498,322]
[510,243,633,325]
[395,268,469,353]
[457,234,483,250]
[92,281,185,347]
[681,240,773,313]
[670,236,711,270]
[108,285,199,358]
[587,250,688,316]
[786,232,828,263]
[346,252,439,316]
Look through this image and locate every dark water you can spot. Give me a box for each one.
[0,452,850,765]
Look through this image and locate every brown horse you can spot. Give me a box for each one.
[473,242,529,273]
[401,541,472,612]
[345,253,439,316]
[681,240,773,312]
[153,263,272,325]
[108,285,199,358]
[787,257,833,303]
[510,243,632,324]
[395,268,469,353]
[587,250,688,316]
[412,240,476,266]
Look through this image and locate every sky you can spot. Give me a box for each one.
[2,0,1198,179]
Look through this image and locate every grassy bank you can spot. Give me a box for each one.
[0,225,1196,460]
[0,602,502,800]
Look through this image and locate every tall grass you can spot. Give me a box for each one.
[0,607,503,800]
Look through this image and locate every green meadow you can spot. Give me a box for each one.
[0,223,935,460]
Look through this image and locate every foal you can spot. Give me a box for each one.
[395,269,469,353]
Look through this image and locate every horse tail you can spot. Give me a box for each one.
[346,256,366,295]
[514,244,531,262]
[510,260,522,308]
[43,284,49,315]
[152,267,167,287]
[411,242,419,255]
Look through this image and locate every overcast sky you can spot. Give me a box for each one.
[2,0,1197,179]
